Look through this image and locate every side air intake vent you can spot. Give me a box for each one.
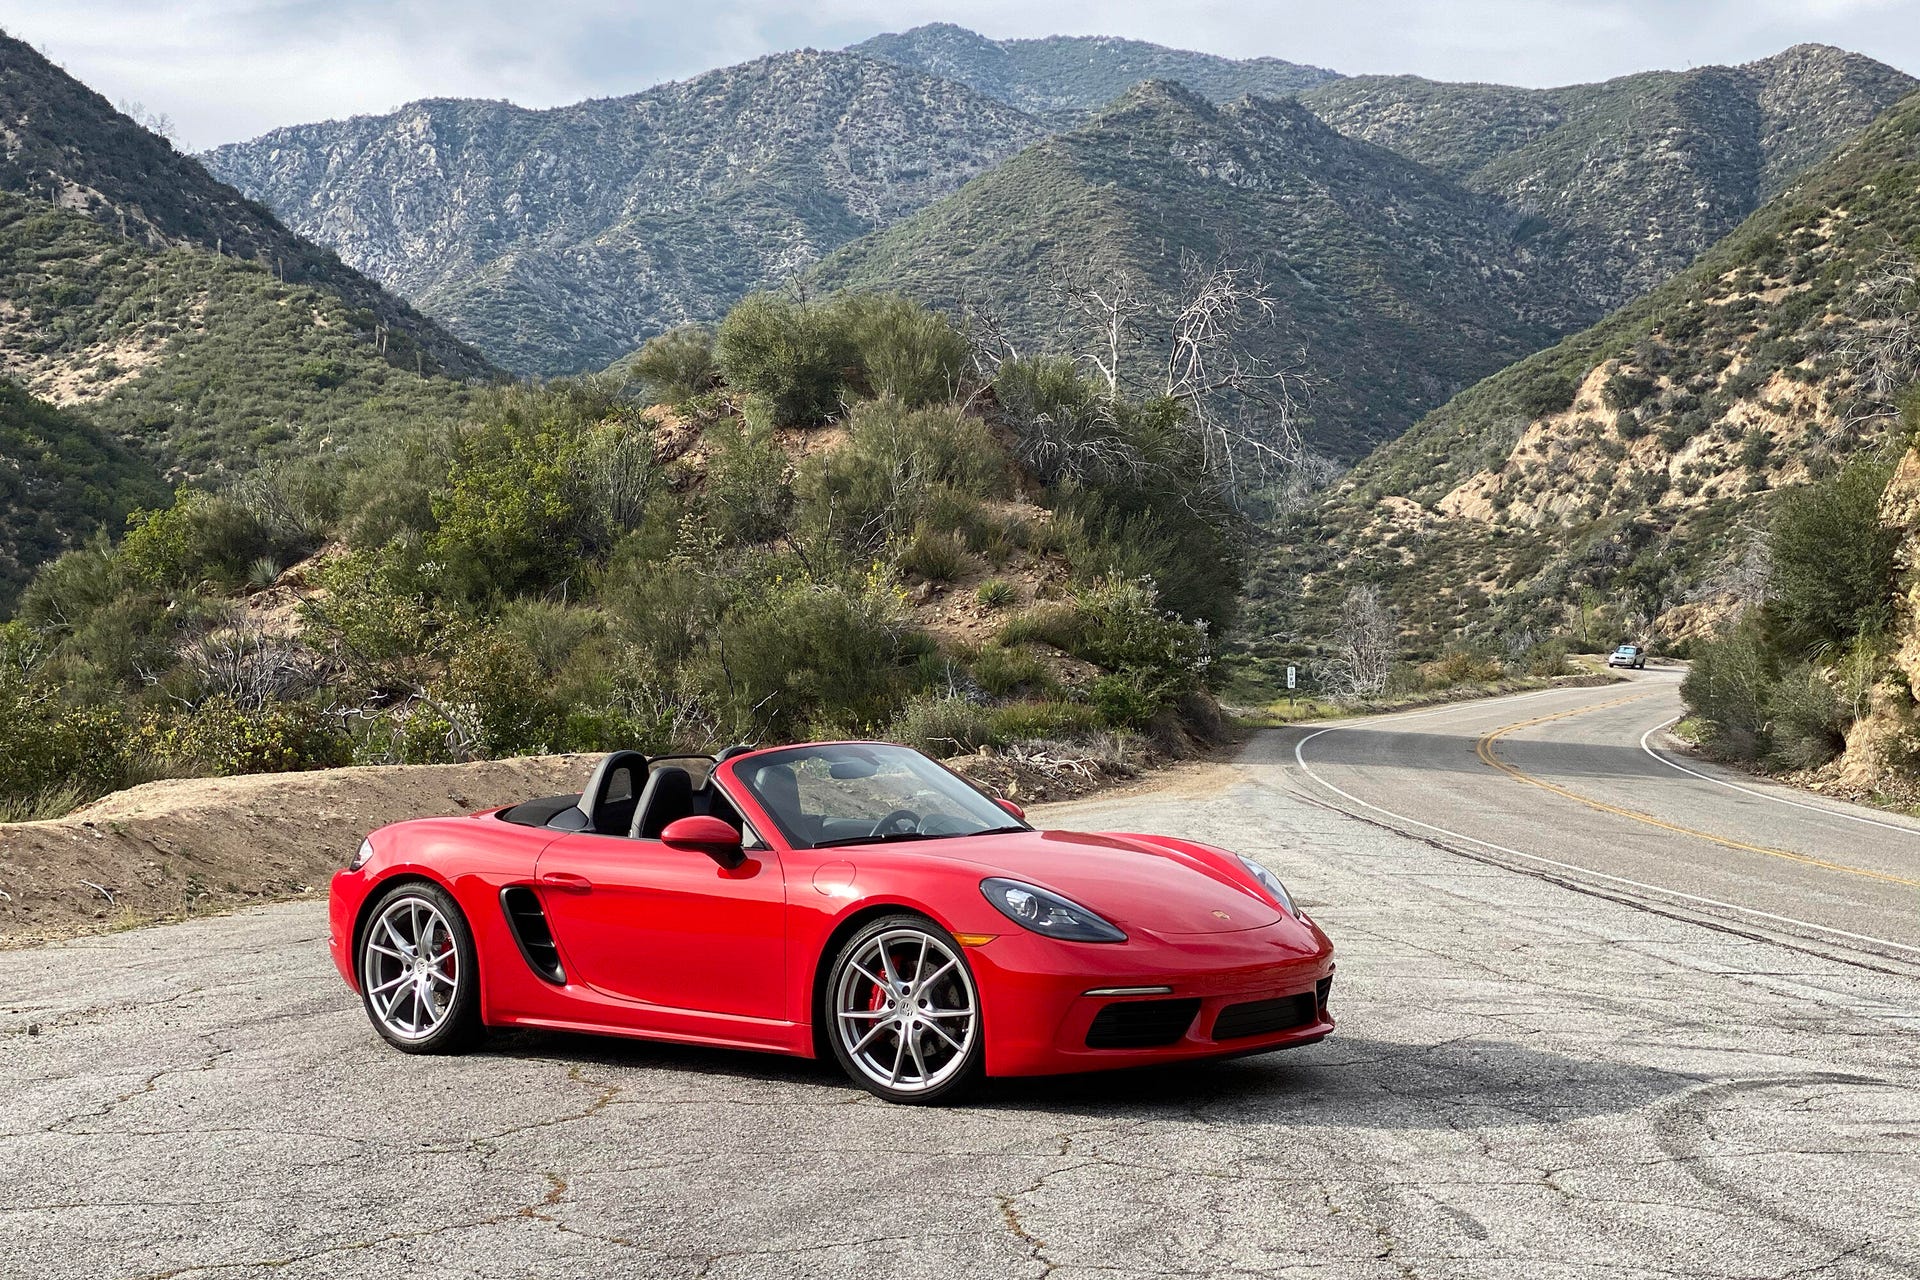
[501,886,565,984]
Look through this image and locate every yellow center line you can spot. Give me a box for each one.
[1474,696,1920,890]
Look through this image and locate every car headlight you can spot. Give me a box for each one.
[348,839,373,872]
[981,878,1126,943]
[1236,854,1296,915]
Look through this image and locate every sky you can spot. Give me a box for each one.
[4,0,1918,151]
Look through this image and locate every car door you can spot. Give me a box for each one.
[534,830,786,1022]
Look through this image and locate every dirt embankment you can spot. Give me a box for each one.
[0,755,599,948]
[0,743,1165,948]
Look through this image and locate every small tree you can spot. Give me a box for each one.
[630,325,717,404]
[1766,455,1898,654]
[714,293,852,425]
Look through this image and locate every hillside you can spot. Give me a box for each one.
[1,293,1230,832]
[813,81,1592,460]
[0,31,495,470]
[1300,45,1918,309]
[0,30,491,383]
[202,52,1049,374]
[0,380,166,614]
[1245,89,1920,666]
[850,22,1340,120]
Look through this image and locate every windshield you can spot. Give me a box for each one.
[732,743,1023,849]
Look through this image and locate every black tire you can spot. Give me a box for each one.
[824,912,984,1104]
[357,880,483,1054]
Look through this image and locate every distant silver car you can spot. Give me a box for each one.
[1608,644,1647,669]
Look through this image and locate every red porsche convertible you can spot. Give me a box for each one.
[329,741,1335,1103]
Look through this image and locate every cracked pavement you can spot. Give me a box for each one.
[2,706,1917,1279]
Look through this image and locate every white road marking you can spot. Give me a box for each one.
[1292,709,1920,960]
[1638,716,1920,839]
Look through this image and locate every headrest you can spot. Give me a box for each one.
[632,765,695,839]
[577,750,648,832]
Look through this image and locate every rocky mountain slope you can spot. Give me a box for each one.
[203,52,1048,374]
[1245,88,1920,665]
[0,380,166,614]
[0,31,491,383]
[0,30,499,604]
[812,81,1593,460]
[1299,45,1918,310]
[850,22,1340,120]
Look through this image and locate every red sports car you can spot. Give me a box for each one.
[329,741,1335,1103]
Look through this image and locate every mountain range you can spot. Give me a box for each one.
[849,22,1341,120]
[203,52,1048,375]
[200,29,1915,460]
[813,80,1588,458]
[6,21,1920,640]
[1244,87,1920,663]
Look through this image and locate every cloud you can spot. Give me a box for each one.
[4,0,1917,150]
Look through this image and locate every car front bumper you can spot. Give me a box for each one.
[328,868,363,992]
[967,917,1336,1077]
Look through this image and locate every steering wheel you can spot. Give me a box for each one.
[870,809,922,837]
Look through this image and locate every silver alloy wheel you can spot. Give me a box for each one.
[362,894,461,1041]
[833,926,978,1095]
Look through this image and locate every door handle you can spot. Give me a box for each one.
[539,872,593,894]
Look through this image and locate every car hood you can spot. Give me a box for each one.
[925,829,1286,936]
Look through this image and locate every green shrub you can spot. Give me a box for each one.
[1766,455,1898,653]
[968,643,1055,698]
[1420,648,1504,688]
[692,571,934,741]
[137,695,351,775]
[986,699,1103,741]
[433,627,566,758]
[976,579,1017,609]
[898,525,970,582]
[1680,620,1777,761]
[798,398,1008,552]
[714,293,853,425]
[833,294,969,407]
[702,419,793,546]
[998,602,1086,652]
[891,696,995,757]
[0,661,130,811]
[1602,372,1657,411]
[630,324,717,404]
[119,488,277,590]
[1768,664,1847,770]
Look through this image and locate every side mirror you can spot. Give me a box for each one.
[661,815,746,869]
[995,797,1026,822]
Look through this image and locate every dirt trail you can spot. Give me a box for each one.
[0,755,597,947]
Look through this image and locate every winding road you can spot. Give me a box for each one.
[1,673,1917,1278]
[1288,669,1920,966]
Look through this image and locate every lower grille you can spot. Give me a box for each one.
[1085,998,1201,1049]
[1212,992,1318,1040]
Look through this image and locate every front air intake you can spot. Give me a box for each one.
[1211,992,1318,1040]
[1085,998,1201,1049]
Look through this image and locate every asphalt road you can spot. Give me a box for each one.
[2,675,1917,1279]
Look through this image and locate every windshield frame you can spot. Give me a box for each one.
[726,742,1027,851]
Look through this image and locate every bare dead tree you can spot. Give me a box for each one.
[1320,585,1398,701]
[1837,247,1920,428]
[179,613,332,711]
[1039,250,1310,504]
[1691,521,1773,614]
[1051,254,1151,398]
